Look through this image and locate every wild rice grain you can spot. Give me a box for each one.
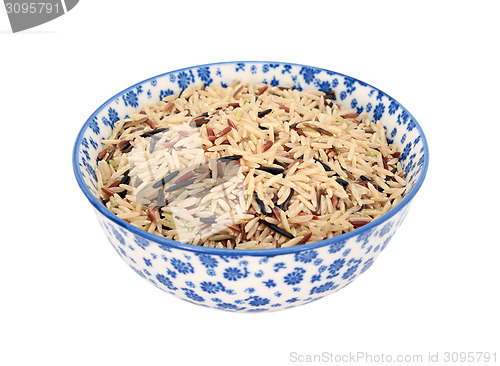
[260,219,294,239]
[153,170,180,189]
[217,155,243,162]
[165,177,197,192]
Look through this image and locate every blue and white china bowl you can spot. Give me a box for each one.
[73,61,428,312]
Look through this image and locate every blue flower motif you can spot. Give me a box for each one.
[270,76,279,87]
[366,102,372,113]
[108,108,119,123]
[157,242,172,252]
[401,133,407,144]
[381,236,392,251]
[235,63,245,72]
[378,222,393,237]
[407,118,416,131]
[81,137,89,149]
[136,85,143,94]
[259,257,269,264]
[361,258,374,274]
[102,116,113,128]
[143,258,152,267]
[340,91,347,100]
[250,65,257,74]
[223,267,244,281]
[84,162,96,181]
[245,287,255,294]
[310,281,339,295]
[217,302,245,311]
[282,64,292,74]
[248,296,270,307]
[273,262,286,272]
[166,268,177,278]
[391,127,397,138]
[284,267,306,286]
[356,227,376,247]
[315,80,332,92]
[182,288,205,302]
[171,258,194,274]
[254,270,264,278]
[207,268,216,276]
[342,264,359,280]
[159,89,174,101]
[299,66,320,84]
[156,274,177,290]
[169,74,176,82]
[89,117,100,134]
[388,100,399,115]
[373,102,385,121]
[331,78,338,88]
[262,64,270,73]
[397,110,409,126]
[328,241,345,254]
[134,235,150,249]
[197,254,218,268]
[197,66,213,85]
[327,258,345,279]
[185,281,195,288]
[239,260,248,267]
[413,135,422,147]
[295,250,318,263]
[122,90,139,108]
[401,143,412,161]
[343,76,356,94]
[417,155,425,168]
[351,98,358,109]
[111,226,125,245]
[200,281,220,294]
[177,71,194,89]
[81,149,90,161]
[117,246,126,257]
[286,297,299,303]
[263,279,276,288]
[311,274,321,283]
[150,79,157,86]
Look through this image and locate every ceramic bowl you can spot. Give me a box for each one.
[73,61,428,312]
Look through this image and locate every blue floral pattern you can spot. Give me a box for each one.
[74,61,428,312]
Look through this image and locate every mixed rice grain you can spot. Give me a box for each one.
[96,82,406,249]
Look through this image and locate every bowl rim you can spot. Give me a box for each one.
[72,60,429,257]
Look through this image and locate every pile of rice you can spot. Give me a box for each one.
[96,81,406,249]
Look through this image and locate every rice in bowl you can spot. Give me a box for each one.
[96,81,406,249]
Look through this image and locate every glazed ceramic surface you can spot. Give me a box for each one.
[73,61,428,312]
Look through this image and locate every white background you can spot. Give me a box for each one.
[1,1,499,365]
